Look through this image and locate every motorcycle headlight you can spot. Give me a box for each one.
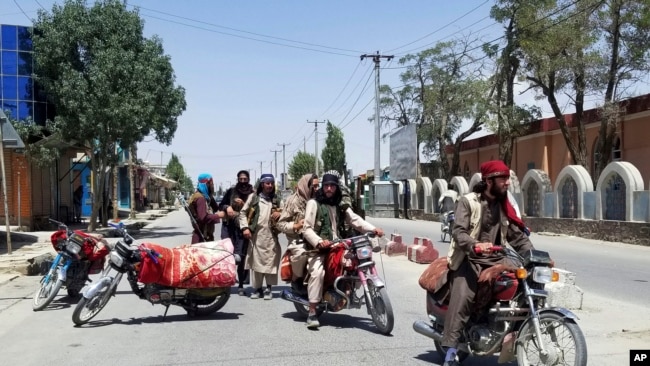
[110,251,125,268]
[66,241,82,257]
[356,245,372,259]
[532,267,555,284]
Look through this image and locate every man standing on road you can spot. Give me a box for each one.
[441,161,533,366]
[301,172,384,329]
[220,170,255,295]
[239,174,282,300]
[188,173,224,243]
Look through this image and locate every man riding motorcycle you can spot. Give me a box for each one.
[301,172,384,329]
[441,160,533,366]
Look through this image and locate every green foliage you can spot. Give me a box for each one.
[31,0,186,228]
[165,153,193,194]
[321,121,346,174]
[379,40,491,178]
[10,117,62,168]
[288,151,320,181]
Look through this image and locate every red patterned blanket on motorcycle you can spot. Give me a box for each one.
[137,239,237,288]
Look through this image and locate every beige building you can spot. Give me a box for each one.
[455,94,650,184]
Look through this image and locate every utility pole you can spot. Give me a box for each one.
[277,142,290,190]
[303,137,306,153]
[307,120,326,175]
[0,113,11,254]
[361,51,393,181]
[258,160,264,181]
[270,148,280,183]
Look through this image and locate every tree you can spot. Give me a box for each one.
[321,121,346,174]
[380,40,491,180]
[488,0,542,166]
[165,153,193,194]
[592,0,650,177]
[32,0,186,230]
[514,0,601,169]
[288,151,319,182]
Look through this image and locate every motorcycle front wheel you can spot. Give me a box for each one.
[32,261,64,311]
[516,312,588,366]
[72,275,119,326]
[366,281,394,335]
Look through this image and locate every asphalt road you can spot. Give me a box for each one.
[0,211,648,366]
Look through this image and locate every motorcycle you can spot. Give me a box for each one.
[440,211,455,242]
[71,222,234,326]
[281,233,394,335]
[413,246,587,365]
[32,219,109,311]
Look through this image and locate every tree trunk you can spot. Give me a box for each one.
[112,163,118,221]
[129,144,137,219]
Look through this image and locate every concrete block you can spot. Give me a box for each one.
[385,233,407,256]
[545,268,584,310]
[407,237,439,264]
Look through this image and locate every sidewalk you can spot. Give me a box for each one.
[0,207,177,287]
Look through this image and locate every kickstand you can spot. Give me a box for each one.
[162,305,170,321]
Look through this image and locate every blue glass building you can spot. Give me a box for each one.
[1,24,54,125]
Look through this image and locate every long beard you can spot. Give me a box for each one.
[489,184,507,201]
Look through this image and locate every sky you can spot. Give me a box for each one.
[5,0,647,189]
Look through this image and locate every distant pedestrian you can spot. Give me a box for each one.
[73,185,83,223]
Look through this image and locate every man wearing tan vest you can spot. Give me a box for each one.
[442,161,533,366]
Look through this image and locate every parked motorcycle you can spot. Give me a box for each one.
[413,246,587,365]
[71,222,234,326]
[281,233,394,335]
[440,211,455,242]
[32,219,109,311]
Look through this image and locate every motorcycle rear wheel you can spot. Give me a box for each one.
[516,312,587,366]
[72,280,113,326]
[366,282,394,335]
[32,268,63,311]
[186,288,231,317]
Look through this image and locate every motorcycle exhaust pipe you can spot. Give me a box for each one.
[280,289,309,306]
[413,320,444,341]
[413,321,471,354]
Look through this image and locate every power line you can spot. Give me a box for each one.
[12,0,32,22]
[132,4,366,54]
[327,64,374,120]
[131,6,361,57]
[335,70,375,128]
[339,97,375,130]
[387,0,491,53]
[320,60,363,118]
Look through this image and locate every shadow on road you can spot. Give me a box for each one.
[75,310,243,328]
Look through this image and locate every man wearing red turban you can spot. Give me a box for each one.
[441,160,534,366]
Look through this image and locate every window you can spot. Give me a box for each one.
[611,136,621,161]
[1,25,18,50]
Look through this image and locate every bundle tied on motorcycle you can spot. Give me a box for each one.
[138,239,237,288]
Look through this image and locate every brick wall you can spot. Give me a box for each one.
[0,149,32,226]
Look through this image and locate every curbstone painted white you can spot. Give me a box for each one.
[545,268,584,310]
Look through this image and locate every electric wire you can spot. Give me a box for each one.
[131,4,362,57]
[320,60,363,118]
[328,64,374,120]
[387,0,491,53]
[335,70,375,129]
